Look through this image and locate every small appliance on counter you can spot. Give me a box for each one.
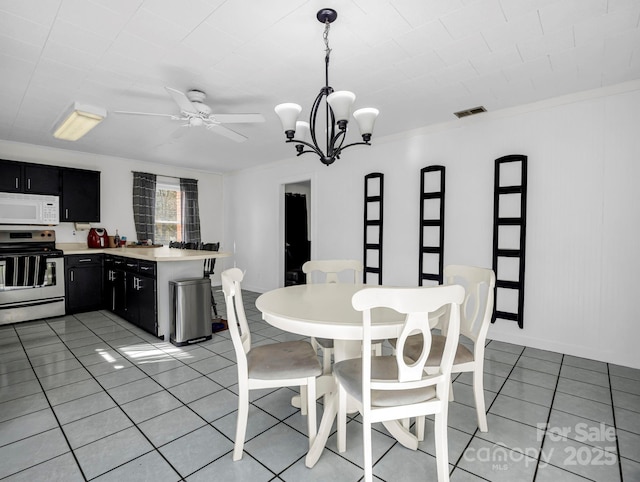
[87,227,108,248]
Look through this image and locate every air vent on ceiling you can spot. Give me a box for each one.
[454,106,487,118]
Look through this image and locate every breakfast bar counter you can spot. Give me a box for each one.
[58,244,231,340]
[58,244,231,262]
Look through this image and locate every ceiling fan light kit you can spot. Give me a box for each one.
[275,8,379,166]
[53,102,106,141]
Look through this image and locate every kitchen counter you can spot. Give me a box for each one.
[58,243,231,340]
[57,243,231,262]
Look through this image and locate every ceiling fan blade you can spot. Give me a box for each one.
[114,110,175,118]
[165,87,198,114]
[208,124,248,142]
[211,113,265,124]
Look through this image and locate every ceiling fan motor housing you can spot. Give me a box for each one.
[186,90,206,102]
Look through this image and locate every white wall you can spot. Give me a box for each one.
[0,140,225,280]
[223,84,640,369]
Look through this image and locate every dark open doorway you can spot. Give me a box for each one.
[284,181,311,286]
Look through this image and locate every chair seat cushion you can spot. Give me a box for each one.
[333,356,437,407]
[399,334,473,366]
[248,340,322,380]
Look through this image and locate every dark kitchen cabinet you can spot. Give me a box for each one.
[104,255,157,336]
[61,168,100,222]
[104,255,127,318]
[126,271,157,334]
[65,254,103,314]
[0,159,60,195]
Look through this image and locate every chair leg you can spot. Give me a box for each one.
[373,342,382,356]
[306,378,317,447]
[322,347,332,375]
[234,384,249,461]
[211,286,218,318]
[434,409,450,482]
[300,385,308,416]
[337,383,347,453]
[473,368,488,432]
[415,415,425,441]
[363,413,373,482]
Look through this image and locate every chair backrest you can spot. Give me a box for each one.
[443,265,495,345]
[302,259,363,284]
[222,268,252,371]
[202,242,220,276]
[352,285,464,400]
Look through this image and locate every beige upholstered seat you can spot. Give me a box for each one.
[334,284,464,482]
[222,268,322,461]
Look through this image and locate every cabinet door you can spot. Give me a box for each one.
[61,169,100,222]
[66,265,103,313]
[113,269,127,319]
[135,275,157,335]
[24,164,60,195]
[0,160,22,192]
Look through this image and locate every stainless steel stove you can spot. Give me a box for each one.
[0,230,65,324]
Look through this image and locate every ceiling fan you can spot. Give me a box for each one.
[115,87,265,142]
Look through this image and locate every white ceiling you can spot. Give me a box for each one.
[1,0,639,173]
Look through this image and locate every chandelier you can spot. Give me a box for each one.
[274,8,379,166]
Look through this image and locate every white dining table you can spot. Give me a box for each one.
[255,283,422,467]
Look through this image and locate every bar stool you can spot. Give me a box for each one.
[202,242,220,318]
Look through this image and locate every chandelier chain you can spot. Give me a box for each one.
[323,21,331,61]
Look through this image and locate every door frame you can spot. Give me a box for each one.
[279,174,316,287]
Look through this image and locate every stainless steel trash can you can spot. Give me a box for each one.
[169,278,212,346]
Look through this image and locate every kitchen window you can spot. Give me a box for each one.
[154,178,183,246]
[132,171,201,246]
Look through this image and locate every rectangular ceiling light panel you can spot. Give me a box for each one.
[53,102,107,141]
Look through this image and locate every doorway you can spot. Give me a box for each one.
[284,181,311,286]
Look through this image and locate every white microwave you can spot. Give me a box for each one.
[0,192,60,225]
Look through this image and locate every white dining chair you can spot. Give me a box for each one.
[403,265,496,435]
[302,259,381,373]
[334,284,464,482]
[221,268,322,461]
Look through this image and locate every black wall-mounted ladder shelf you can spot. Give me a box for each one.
[363,172,384,285]
[492,154,528,328]
[419,165,446,286]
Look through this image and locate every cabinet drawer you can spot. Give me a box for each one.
[124,259,139,272]
[65,254,102,267]
[138,261,156,277]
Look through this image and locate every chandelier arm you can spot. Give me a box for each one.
[285,138,323,158]
[331,129,348,150]
[308,90,325,154]
[334,140,372,158]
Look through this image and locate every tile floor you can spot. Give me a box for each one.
[1,289,639,481]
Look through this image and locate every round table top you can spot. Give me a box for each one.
[255,283,405,340]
